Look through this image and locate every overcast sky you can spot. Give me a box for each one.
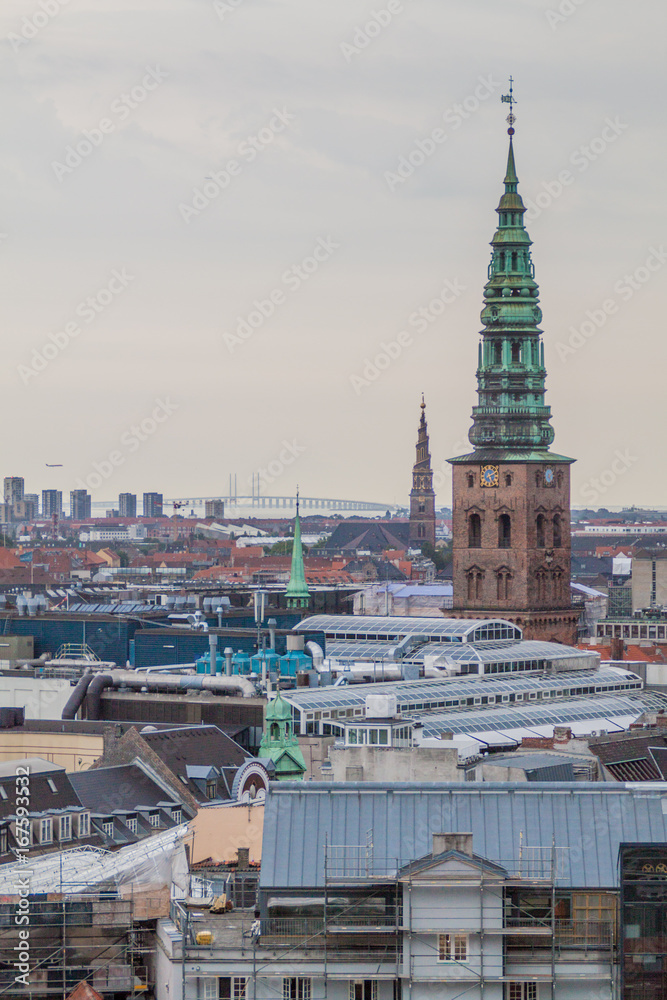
[1,0,665,511]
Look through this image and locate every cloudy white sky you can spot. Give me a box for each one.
[1,0,665,510]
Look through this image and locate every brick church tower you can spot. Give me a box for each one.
[448,91,578,644]
[409,396,436,548]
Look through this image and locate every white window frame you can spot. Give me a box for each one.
[283,979,311,1000]
[78,812,90,838]
[507,984,537,1000]
[202,980,217,1000]
[172,809,182,825]
[102,819,114,838]
[438,932,468,962]
[59,814,71,841]
[127,816,138,834]
[349,981,378,1000]
[39,817,52,844]
[149,812,160,827]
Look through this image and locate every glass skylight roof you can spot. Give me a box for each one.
[414,691,667,738]
[294,615,521,643]
[283,666,642,714]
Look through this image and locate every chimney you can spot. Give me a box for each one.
[237,847,250,871]
[611,636,624,660]
[553,726,572,744]
[432,832,473,857]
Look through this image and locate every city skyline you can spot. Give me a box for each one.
[1,1,664,508]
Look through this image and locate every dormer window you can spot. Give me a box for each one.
[206,780,217,800]
[149,812,160,827]
[46,779,57,793]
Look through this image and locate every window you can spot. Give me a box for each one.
[46,778,58,793]
[149,812,160,827]
[102,819,114,838]
[494,340,503,364]
[572,893,616,923]
[78,812,90,838]
[0,826,7,854]
[127,816,138,834]
[219,978,247,1000]
[349,982,377,1000]
[59,815,71,841]
[468,513,482,548]
[206,780,217,799]
[507,985,537,1000]
[498,513,511,548]
[553,513,562,547]
[511,340,521,363]
[504,473,512,487]
[536,514,546,548]
[0,787,7,800]
[283,979,311,1000]
[172,808,182,825]
[467,473,474,488]
[40,818,52,844]
[203,981,217,1000]
[438,933,468,962]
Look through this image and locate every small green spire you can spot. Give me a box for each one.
[258,692,307,780]
[285,489,310,608]
[504,139,518,187]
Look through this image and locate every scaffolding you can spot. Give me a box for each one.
[175,839,617,1000]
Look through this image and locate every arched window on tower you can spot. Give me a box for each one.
[505,473,513,487]
[467,473,474,488]
[511,340,521,364]
[536,514,546,548]
[498,514,511,549]
[494,341,502,365]
[468,513,482,549]
[417,524,426,539]
[553,513,562,548]
[511,251,518,270]
[467,569,483,600]
[497,570,512,601]
[535,471,541,487]
[418,502,425,513]
[499,252,506,271]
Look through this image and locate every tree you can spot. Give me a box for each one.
[421,540,452,571]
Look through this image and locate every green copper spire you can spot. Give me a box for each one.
[285,490,310,608]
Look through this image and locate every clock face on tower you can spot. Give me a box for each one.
[543,466,555,487]
[480,465,499,488]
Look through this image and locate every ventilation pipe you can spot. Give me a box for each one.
[61,671,95,720]
[305,641,325,671]
[80,669,257,721]
[224,648,233,676]
[209,633,219,674]
[267,619,277,651]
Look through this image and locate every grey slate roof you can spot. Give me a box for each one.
[260,781,667,890]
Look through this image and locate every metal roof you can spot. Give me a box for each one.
[260,781,667,890]
[324,638,597,668]
[282,666,642,716]
[294,616,521,642]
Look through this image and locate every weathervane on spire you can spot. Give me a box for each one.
[501,76,517,136]
[295,485,300,515]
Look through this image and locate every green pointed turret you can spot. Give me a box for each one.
[258,692,306,780]
[450,133,572,466]
[285,494,310,608]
